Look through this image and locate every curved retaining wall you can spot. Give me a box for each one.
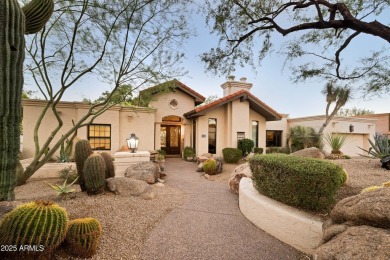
[239,177,323,255]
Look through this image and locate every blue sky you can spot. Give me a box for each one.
[27,5,390,118]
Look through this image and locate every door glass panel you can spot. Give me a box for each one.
[170,127,179,147]
[160,127,166,148]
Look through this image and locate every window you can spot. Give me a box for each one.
[266,130,282,147]
[208,118,217,154]
[252,121,259,147]
[88,124,111,150]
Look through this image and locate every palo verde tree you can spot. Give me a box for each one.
[0,0,54,201]
[202,0,390,95]
[17,0,191,187]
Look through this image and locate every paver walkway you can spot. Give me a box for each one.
[141,158,302,260]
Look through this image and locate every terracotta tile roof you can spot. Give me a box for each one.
[184,90,282,121]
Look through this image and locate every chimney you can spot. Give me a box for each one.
[221,76,253,97]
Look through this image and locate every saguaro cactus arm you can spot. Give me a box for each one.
[22,0,54,34]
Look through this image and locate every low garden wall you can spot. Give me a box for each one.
[239,177,323,255]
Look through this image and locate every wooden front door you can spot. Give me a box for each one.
[160,125,181,155]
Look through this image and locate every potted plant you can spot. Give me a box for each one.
[182,146,196,161]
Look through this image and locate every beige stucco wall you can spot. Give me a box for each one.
[22,100,157,159]
[196,105,227,156]
[231,99,250,147]
[354,113,390,137]
[287,116,376,156]
[150,90,195,151]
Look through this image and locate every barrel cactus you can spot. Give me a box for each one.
[65,217,102,258]
[75,139,93,192]
[0,0,54,201]
[83,154,106,195]
[100,152,115,179]
[203,158,217,175]
[0,200,68,256]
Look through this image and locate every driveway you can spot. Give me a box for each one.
[141,158,303,260]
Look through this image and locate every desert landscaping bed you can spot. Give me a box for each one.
[4,178,186,259]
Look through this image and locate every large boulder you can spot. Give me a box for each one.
[381,155,390,170]
[330,188,390,228]
[316,226,390,260]
[290,147,325,159]
[228,163,252,194]
[106,177,155,200]
[125,162,160,184]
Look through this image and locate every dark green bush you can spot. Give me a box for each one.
[253,147,264,154]
[238,138,254,156]
[250,154,345,212]
[222,148,242,163]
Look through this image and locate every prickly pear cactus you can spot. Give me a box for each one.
[75,139,93,192]
[0,200,68,256]
[66,217,102,258]
[0,0,54,201]
[83,154,106,195]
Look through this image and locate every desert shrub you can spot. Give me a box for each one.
[183,146,196,161]
[250,154,345,212]
[253,147,264,154]
[288,125,322,152]
[237,138,254,156]
[323,133,347,154]
[203,158,217,175]
[222,148,242,163]
[266,147,290,154]
[57,165,78,183]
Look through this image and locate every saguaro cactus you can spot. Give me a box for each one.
[0,0,54,201]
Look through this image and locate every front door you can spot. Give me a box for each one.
[160,125,181,155]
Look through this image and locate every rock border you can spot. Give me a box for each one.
[238,177,323,255]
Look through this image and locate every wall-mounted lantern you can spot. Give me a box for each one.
[349,124,354,133]
[127,133,139,153]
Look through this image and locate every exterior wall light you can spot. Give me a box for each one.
[127,133,139,153]
[349,124,354,133]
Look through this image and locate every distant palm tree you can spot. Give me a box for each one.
[287,125,322,152]
[319,82,351,134]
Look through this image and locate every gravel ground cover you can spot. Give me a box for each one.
[10,178,186,260]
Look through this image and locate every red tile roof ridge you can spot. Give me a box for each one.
[194,90,247,112]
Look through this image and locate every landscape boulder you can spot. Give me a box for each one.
[196,162,204,172]
[329,188,390,228]
[125,162,160,184]
[316,226,390,260]
[106,177,155,200]
[228,163,252,194]
[290,147,325,159]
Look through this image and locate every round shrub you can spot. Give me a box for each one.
[203,158,217,175]
[222,148,242,163]
[238,138,254,156]
[250,154,346,212]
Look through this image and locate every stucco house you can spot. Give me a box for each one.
[22,76,282,159]
[266,114,377,157]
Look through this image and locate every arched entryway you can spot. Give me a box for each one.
[160,115,182,155]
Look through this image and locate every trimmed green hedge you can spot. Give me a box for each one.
[253,147,264,154]
[249,154,345,212]
[222,148,242,163]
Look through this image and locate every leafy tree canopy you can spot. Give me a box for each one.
[202,0,390,95]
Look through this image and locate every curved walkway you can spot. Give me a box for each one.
[141,158,302,259]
